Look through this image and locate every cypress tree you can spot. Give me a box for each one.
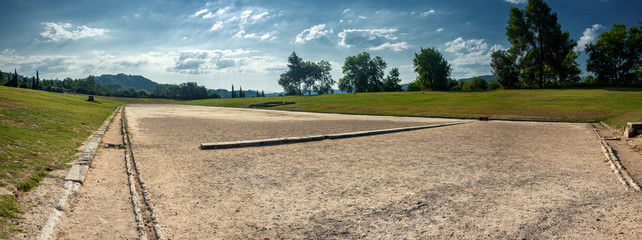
[239,86,243,98]
[231,85,235,98]
[11,69,18,87]
[256,90,259,97]
[261,90,265,97]
[32,76,36,89]
[36,70,40,89]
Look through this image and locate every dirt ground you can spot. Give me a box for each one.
[118,104,642,239]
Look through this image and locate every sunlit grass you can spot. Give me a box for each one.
[183,88,642,129]
[0,86,120,236]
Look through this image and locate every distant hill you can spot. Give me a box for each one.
[95,73,158,92]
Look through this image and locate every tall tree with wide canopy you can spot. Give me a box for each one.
[504,0,579,88]
[412,47,451,91]
[279,52,334,95]
[339,52,387,93]
[586,23,641,86]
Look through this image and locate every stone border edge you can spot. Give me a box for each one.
[37,106,122,240]
[201,121,472,150]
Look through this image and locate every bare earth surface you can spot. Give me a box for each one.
[55,111,138,239]
[119,104,642,239]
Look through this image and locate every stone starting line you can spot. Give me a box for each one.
[201,121,472,150]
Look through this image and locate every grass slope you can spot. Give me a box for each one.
[186,89,642,129]
[0,86,119,236]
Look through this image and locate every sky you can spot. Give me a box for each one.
[1,0,641,92]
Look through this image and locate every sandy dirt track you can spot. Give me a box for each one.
[121,104,642,239]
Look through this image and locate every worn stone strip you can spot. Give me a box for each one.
[122,107,148,240]
[592,127,641,192]
[123,106,166,240]
[38,106,121,240]
[201,121,472,150]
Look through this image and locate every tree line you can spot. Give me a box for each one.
[0,71,222,99]
[279,0,640,94]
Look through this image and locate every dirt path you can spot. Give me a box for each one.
[55,111,138,239]
[125,104,642,239]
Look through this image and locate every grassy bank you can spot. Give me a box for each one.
[0,86,119,235]
[185,88,642,129]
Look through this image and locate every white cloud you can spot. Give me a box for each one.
[214,7,229,16]
[503,0,527,3]
[369,42,410,52]
[437,28,444,32]
[252,11,269,21]
[40,22,108,42]
[420,10,436,16]
[443,37,506,78]
[295,24,332,44]
[202,12,215,19]
[169,49,263,74]
[210,21,223,31]
[575,24,603,52]
[445,37,488,53]
[343,8,351,14]
[193,9,208,17]
[234,30,256,39]
[358,15,367,19]
[338,28,400,48]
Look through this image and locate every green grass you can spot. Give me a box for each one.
[0,86,120,236]
[183,88,642,130]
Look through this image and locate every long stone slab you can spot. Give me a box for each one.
[201,121,471,150]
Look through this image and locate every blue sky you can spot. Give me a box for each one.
[1,0,640,92]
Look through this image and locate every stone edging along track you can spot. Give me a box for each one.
[122,106,166,240]
[201,121,473,150]
[38,106,121,240]
[592,124,641,192]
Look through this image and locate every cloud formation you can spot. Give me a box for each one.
[575,24,603,52]
[369,42,410,52]
[420,10,436,16]
[338,28,400,48]
[503,0,527,3]
[40,22,108,42]
[444,37,505,77]
[168,49,280,75]
[295,24,332,44]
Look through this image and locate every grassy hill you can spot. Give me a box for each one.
[186,88,642,129]
[96,73,158,92]
[0,86,119,235]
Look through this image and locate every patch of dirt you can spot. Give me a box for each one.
[56,111,138,239]
[11,169,67,239]
[125,104,642,239]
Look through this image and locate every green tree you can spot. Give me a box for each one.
[7,69,18,87]
[239,86,244,98]
[462,76,487,91]
[231,85,236,98]
[261,90,265,97]
[308,61,335,95]
[0,70,4,86]
[490,50,520,88]
[339,52,387,93]
[382,67,403,92]
[278,52,306,95]
[505,0,579,88]
[412,47,451,91]
[279,52,335,95]
[586,23,641,86]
